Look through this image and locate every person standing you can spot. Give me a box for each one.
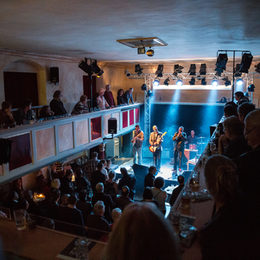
[149,125,164,171]
[104,84,115,108]
[50,90,67,116]
[131,124,144,165]
[117,89,126,106]
[124,88,134,104]
[97,89,110,110]
[173,126,187,172]
[187,130,197,149]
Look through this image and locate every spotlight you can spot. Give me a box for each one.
[189,77,196,85]
[255,63,260,73]
[248,84,255,92]
[79,58,92,76]
[236,79,244,87]
[211,79,218,87]
[137,47,146,55]
[153,79,160,87]
[147,90,153,97]
[125,70,131,77]
[215,53,228,76]
[188,64,196,75]
[146,48,154,57]
[141,84,147,91]
[173,64,183,76]
[135,64,143,76]
[199,64,207,75]
[201,77,207,85]
[239,52,253,73]
[155,65,164,77]
[91,60,104,77]
[234,64,242,77]
[176,79,183,86]
[164,77,170,86]
[222,77,231,86]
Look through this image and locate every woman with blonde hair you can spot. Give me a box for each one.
[105,202,180,260]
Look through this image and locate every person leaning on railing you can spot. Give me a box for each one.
[0,101,16,129]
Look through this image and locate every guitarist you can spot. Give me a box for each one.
[149,125,163,171]
[132,125,144,164]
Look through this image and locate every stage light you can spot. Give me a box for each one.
[147,90,153,97]
[135,64,143,76]
[215,53,228,76]
[164,77,170,86]
[222,77,231,86]
[188,64,196,75]
[248,84,255,92]
[155,65,164,77]
[199,64,207,75]
[146,48,154,57]
[176,79,183,86]
[79,58,92,76]
[211,79,218,87]
[153,79,160,87]
[234,64,242,77]
[91,60,103,77]
[137,47,146,55]
[201,78,207,85]
[236,79,244,87]
[141,84,147,91]
[255,63,260,73]
[125,70,131,77]
[239,52,253,73]
[189,77,196,85]
[173,64,183,76]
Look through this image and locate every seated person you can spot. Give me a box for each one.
[0,101,15,128]
[86,201,110,240]
[141,187,158,208]
[91,162,107,191]
[71,94,89,115]
[111,208,122,230]
[200,155,258,259]
[151,177,167,215]
[117,89,126,106]
[115,186,134,211]
[237,102,255,123]
[39,105,54,119]
[144,166,156,188]
[50,90,67,116]
[169,175,184,206]
[96,89,109,110]
[224,103,238,118]
[76,191,92,220]
[104,171,118,201]
[118,167,136,200]
[16,99,36,125]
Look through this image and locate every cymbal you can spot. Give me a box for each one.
[197,136,206,139]
[197,142,206,145]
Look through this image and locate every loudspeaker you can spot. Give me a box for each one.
[108,118,117,134]
[132,164,149,199]
[50,67,59,84]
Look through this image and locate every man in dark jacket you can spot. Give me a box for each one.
[144,166,156,187]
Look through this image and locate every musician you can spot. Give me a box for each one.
[187,130,197,149]
[132,125,144,164]
[149,125,163,171]
[172,126,187,172]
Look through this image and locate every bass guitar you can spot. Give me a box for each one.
[149,132,167,153]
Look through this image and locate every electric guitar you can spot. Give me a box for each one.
[131,131,143,145]
[149,132,167,153]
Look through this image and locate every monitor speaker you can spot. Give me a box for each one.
[50,67,59,84]
[108,118,117,134]
[132,164,149,199]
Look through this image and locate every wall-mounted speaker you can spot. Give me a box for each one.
[50,67,59,84]
[108,118,117,134]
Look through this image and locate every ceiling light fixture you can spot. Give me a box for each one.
[201,77,207,85]
[211,79,218,87]
[164,77,170,86]
[176,79,183,86]
[199,64,207,75]
[189,77,196,85]
[153,79,160,87]
[215,53,228,76]
[135,64,143,76]
[173,64,184,76]
[239,52,253,73]
[188,64,196,75]
[155,65,164,77]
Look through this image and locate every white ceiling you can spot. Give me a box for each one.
[0,0,260,61]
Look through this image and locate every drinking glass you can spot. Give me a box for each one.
[14,209,26,231]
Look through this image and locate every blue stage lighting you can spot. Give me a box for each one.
[211,79,218,87]
[176,79,183,86]
[153,79,160,87]
[236,79,244,87]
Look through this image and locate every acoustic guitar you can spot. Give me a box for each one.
[149,132,167,153]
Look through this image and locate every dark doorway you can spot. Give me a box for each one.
[4,72,38,108]
[83,75,96,108]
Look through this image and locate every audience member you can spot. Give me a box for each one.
[169,175,185,206]
[123,88,134,104]
[111,208,122,230]
[0,101,15,128]
[104,84,115,108]
[151,177,167,215]
[16,99,35,125]
[92,182,114,221]
[75,168,92,194]
[144,166,156,187]
[104,171,118,201]
[91,162,107,191]
[86,201,110,240]
[118,167,136,199]
[97,89,110,110]
[105,203,180,260]
[39,105,54,119]
[234,91,249,105]
[218,116,250,160]
[86,151,99,180]
[223,104,237,118]
[45,188,61,220]
[141,187,158,208]
[200,154,258,259]
[237,102,255,123]
[76,190,92,220]
[71,95,89,115]
[117,89,126,106]
[100,159,108,180]
[60,169,75,194]
[115,186,133,211]
[50,90,67,116]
